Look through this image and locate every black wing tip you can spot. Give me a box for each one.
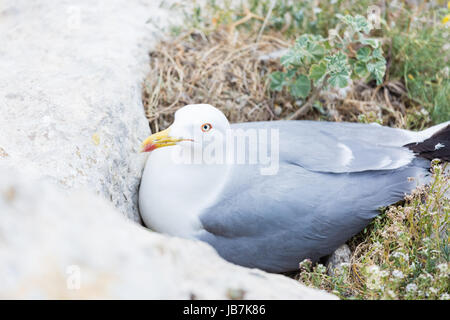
[405,124,450,161]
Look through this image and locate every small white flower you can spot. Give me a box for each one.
[442,66,450,78]
[419,273,433,280]
[387,290,397,298]
[429,287,438,294]
[316,264,327,274]
[392,270,404,279]
[440,293,450,300]
[380,270,389,278]
[392,251,409,261]
[367,265,380,274]
[436,263,448,274]
[366,265,381,290]
[406,283,417,292]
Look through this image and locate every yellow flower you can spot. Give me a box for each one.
[443,14,450,25]
[408,74,414,80]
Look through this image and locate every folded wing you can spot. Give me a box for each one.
[197,121,430,272]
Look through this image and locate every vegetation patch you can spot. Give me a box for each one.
[297,163,449,299]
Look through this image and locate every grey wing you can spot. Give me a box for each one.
[233,120,418,173]
[197,162,429,272]
[196,121,430,272]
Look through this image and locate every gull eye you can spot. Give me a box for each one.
[201,123,212,132]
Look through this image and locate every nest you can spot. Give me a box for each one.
[143,28,417,133]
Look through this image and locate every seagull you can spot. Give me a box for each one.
[139,104,449,272]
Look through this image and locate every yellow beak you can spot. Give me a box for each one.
[140,127,188,152]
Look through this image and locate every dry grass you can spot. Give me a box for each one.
[142,28,427,133]
[143,29,287,133]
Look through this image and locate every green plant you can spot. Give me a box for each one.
[297,162,449,300]
[270,14,386,118]
[387,5,450,125]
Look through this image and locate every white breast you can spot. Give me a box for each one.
[139,146,230,238]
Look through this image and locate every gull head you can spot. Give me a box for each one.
[139,104,232,237]
[141,104,230,153]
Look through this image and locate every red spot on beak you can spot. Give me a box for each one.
[142,143,157,152]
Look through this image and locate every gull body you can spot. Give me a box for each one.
[139,104,449,272]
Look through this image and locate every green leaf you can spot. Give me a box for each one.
[372,47,386,63]
[325,51,351,88]
[307,42,325,61]
[367,61,386,85]
[354,15,371,34]
[337,14,353,26]
[280,50,300,67]
[286,68,297,78]
[325,52,350,76]
[360,38,379,48]
[269,72,286,91]
[293,10,304,23]
[295,34,309,47]
[354,61,369,77]
[281,34,326,67]
[338,14,371,34]
[372,47,383,59]
[309,62,327,83]
[328,72,349,88]
[356,47,371,62]
[289,75,311,98]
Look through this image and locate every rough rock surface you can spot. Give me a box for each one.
[326,244,352,277]
[0,166,336,299]
[0,0,178,222]
[0,0,337,299]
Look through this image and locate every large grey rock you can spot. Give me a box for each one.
[0,166,336,299]
[0,0,337,299]
[0,0,177,222]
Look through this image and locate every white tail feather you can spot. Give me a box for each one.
[415,121,450,143]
